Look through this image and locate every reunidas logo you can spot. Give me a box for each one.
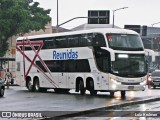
[53,49,78,60]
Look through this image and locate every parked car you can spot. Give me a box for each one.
[148,70,160,88]
[0,77,5,97]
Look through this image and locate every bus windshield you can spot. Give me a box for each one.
[111,54,147,77]
[106,34,144,51]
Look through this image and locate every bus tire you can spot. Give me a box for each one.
[89,80,97,96]
[34,79,40,92]
[110,91,114,98]
[79,80,85,95]
[0,88,4,97]
[121,91,126,98]
[26,80,34,92]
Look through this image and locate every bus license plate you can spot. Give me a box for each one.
[128,86,134,90]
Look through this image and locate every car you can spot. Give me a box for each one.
[148,70,160,89]
[0,77,5,97]
[148,68,156,75]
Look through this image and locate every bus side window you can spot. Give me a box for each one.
[93,33,106,47]
[53,39,58,48]
[68,35,80,47]
[67,60,75,72]
[80,34,92,47]
[44,38,54,49]
[55,36,68,48]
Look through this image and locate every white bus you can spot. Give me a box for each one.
[16,28,148,97]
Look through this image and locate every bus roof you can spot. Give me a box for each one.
[17,28,139,41]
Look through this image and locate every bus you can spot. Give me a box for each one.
[16,28,148,98]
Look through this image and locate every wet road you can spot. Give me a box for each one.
[62,100,160,120]
[0,86,160,119]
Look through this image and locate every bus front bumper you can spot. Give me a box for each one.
[109,80,146,91]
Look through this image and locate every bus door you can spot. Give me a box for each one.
[93,47,110,90]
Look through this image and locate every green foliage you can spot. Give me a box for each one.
[0,0,51,57]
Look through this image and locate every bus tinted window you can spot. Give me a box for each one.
[55,36,68,48]
[68,35,80,47]
[75,59,91,72]
[80,34,92,46]
[93,33,106,47]
[36,59,91,72]
[43,38,54,49]
[22,32,107,50]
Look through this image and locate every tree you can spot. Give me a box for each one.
[0,0,51,57]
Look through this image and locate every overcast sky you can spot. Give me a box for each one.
[34,0,160,29]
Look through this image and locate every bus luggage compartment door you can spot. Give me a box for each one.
[101,73,109,90]
[58,73,68,88]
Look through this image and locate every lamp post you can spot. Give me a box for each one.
[56,0,59,32]
[112,7,128,28]
[151,22,160,27]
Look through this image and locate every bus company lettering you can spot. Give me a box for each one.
[53,49,78,60]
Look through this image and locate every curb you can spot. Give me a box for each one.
[43,96,160,119]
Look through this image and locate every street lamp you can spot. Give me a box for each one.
[57,0,59,31]
[151,22,160,27]
[112,7,128,28]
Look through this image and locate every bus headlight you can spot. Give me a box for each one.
[110,77,115,81]
[112,84,117,89]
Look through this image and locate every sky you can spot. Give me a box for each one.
[34,0,160,29]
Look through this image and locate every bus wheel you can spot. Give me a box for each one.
[89,80,97,96]
[121,91,126,98]
[0,88,4,97]
[79,80,85,95]
[26,80,34,92]
[34,79,40,92]
[110,91,114,98]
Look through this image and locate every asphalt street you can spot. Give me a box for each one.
[1,86,160,119]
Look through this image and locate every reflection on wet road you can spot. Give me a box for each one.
[62,100,160,120]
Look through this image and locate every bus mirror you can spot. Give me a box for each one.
[145,49,155,62]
